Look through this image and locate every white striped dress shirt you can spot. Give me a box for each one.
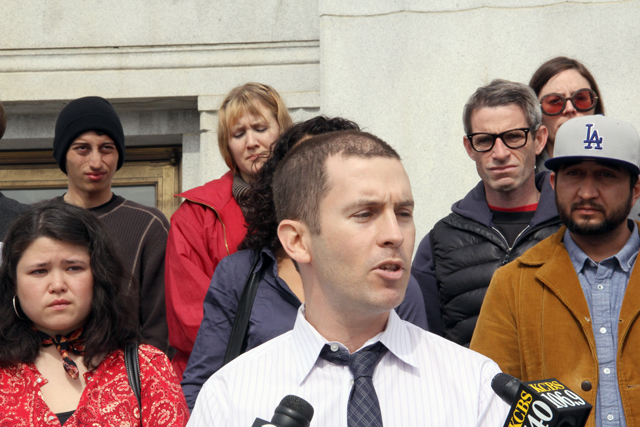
[188,306,509,427]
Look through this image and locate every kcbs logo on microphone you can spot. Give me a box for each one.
[507,389,532,427]
[503,379,592,427]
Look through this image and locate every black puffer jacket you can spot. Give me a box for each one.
[412,172,561,346]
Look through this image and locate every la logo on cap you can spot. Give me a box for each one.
[583,123,603,150]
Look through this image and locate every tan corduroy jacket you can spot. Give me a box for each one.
[471,226,640,427]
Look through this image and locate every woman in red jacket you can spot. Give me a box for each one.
[165,83,292,380]
[0,201,188,426]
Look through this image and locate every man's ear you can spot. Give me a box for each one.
[632,175,640,206]
[550,171,556,191]
[534,125,548,156]
[278,219,312,264]
[463,136,476,160]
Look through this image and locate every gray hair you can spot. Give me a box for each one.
[462,79,542,135]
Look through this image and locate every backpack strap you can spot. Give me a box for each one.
[124,342,142,412]
[223,250,264,365]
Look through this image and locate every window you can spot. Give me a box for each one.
[0,147,181,219]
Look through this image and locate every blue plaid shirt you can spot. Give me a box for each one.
[564,222,640,427]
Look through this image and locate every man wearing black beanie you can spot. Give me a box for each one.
[0,100,29,242]
[53,96,171,354]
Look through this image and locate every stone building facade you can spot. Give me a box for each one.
[1,0,639,239]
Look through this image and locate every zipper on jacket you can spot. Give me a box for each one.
[502,218,562,261]
[492,225,530,265]
[510,224,531,249]
[181,197,231,255]
[491,213,561,265]
[491,227,511,265]
[491,226,510,249]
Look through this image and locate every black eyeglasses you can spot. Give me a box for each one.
[540,88,598,116]
[466,128,531,153]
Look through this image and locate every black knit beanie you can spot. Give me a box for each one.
[53,96,125,174]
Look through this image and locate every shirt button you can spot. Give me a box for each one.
[604,368,611,374]
[36,378,42,383]
[49,415,55,421]
[608,414,614,421]
[597,284,604,290]
[330,343,339,352]
[600,327,607,333]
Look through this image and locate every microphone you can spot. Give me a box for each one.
[492,373,592,427]
[251,395,314,427]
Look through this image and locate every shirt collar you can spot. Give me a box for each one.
[564,221,640,273]
[290,305,419,384]
[377,309,419,369]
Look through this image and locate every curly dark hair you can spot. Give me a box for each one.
[239,116,360,252]
[0,200,139,369]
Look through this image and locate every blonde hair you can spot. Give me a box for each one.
[218,83,292,171]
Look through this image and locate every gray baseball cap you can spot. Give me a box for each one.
[545,115,640,175]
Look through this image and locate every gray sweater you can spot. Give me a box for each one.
[56,194,171,353]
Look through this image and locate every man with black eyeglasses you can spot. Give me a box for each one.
[412,79,561,346]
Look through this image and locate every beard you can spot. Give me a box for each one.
[557,194,632,236]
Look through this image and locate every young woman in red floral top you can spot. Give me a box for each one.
[0,201,188,426]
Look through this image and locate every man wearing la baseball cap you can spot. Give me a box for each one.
[471,115,640,426]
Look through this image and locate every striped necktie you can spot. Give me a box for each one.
[320,342,387,427]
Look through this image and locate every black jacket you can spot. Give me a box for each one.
[411,172,561,346]
[0,192,28,241]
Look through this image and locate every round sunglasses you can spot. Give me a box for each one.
[539,88,598,116]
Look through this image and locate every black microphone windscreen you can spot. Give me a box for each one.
[278,395,314,422]
[491,372,522,405]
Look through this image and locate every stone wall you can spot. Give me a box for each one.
[319,0,640,241]
[2,0,639,246]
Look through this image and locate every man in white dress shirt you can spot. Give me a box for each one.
[188,131,509,426]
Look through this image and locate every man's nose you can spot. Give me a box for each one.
[491,138,510,160]
[378,211,405,248]
[577,175,599,200]
[88,150,102,168]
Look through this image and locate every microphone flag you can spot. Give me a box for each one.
[494,374,592,427]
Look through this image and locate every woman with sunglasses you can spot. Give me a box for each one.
[529,56,604,171]
[0,201,188,426]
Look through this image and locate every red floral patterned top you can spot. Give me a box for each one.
[0,344,189,426]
